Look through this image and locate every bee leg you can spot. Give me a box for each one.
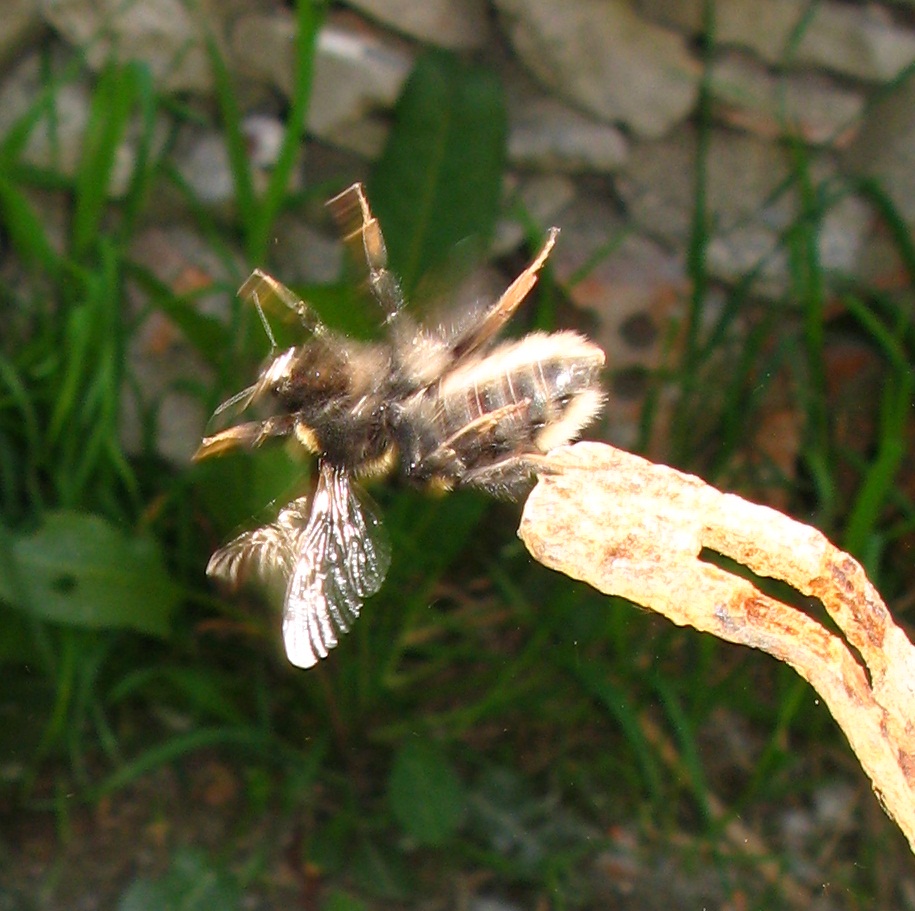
[451,228,559,360]
[458,453,553,499]
[437,400,531,453]
[193,413,298,461]
[410,401,532,483]
[327,182,405,319]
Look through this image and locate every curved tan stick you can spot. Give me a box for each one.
[519,442,915,852]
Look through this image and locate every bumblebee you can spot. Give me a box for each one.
[195,184,604,668]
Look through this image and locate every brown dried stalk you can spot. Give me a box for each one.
[518,442,915,852]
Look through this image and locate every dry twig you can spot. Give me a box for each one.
[518,442,915,852]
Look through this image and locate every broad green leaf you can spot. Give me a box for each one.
[387,738,465,845]
[1,510,178,637]
[370,50,506,294]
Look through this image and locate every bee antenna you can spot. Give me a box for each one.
[250,287,279,351]
[213,382,259,418]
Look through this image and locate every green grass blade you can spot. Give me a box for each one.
[248,0,322,264]
[0,174,62,273]
[117,62,161,240]
[206,24,255,243]
[71,62,140,259]
[651,673,713,827]
[854,176,915,282]
[842,373,912,563]
[569,660,665,803]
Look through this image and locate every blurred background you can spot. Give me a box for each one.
[1,0,915,907]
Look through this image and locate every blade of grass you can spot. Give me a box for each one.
[0,175,63,273]
[854,176,915,283]
[0,52,88,167]
[117,62,161,240]
[842,372,912,564]
[72,61,141,259]
[570,660,665,804]
[207,0,323,265]
[651,673,713,828]
[92,727,324,796]
[247,0,322,264]
[206,27,255,232]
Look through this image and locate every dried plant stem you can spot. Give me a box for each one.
[519,442,915,852]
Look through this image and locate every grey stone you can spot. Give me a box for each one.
[270,217,344,286]
[550,194,687,449]
[171,113,300,210]
[843,76,915,288]
[508,91,628,172]
[122,226,246,464]
[343,0,491,49]
[710,51,865,146]
[845,76,915,225]
[493,173,577,255]
[0,50,90,180]
[231,13,412,156]
[41,0,217,93]
[0,48,169,198]
[0,0,44,70]
[618,127,867,296]
[172,128,235,208]
[495,0,698,139]
[638,0,915,83]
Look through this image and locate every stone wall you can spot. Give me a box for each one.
[2,0,913,467]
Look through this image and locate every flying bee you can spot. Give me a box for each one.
[194,183,605,669]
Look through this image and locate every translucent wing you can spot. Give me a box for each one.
[282,462,391,668]
[206,462,391,669]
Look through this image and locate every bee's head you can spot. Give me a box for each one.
[262,343,351,409]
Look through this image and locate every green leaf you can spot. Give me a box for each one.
[0,511,178,637]
[248,0,322,263]
[370,50,506,294]
[387,738,465,846]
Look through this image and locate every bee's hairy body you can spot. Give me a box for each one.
[194,183,605,669]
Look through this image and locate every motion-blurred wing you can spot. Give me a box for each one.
[206,497,313,593]
[282,462,391,669]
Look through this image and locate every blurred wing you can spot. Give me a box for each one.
[282,462,391,669]
[206,497,313,592]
